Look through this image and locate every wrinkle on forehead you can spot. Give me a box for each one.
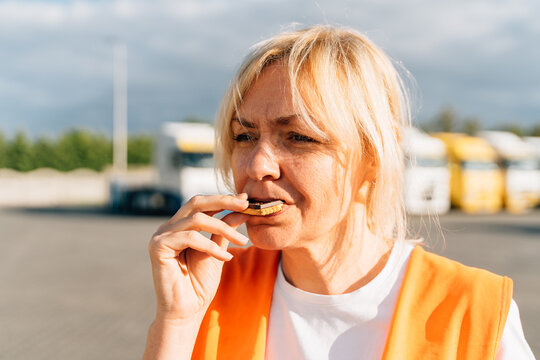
[231,115,299,129]
[237,65,293,121]
[233,63,335,148]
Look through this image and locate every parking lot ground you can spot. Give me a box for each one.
[1,207,538,359]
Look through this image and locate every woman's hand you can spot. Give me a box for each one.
[148,193,250,322]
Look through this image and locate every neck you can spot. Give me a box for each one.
[280,204,393,295]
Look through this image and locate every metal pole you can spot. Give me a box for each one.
[113,43,128,173]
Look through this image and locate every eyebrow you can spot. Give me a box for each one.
[231,115,298,128]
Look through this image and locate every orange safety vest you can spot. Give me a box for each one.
[192,246,512,359]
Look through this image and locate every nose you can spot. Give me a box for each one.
[245,142,281,181]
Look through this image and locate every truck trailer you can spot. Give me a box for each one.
[432,133,503,214]
[110,122,223,214]
[402,127,450,215]
[480,131,540,213]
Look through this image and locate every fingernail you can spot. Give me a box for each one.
[235,193,248,199]
[235,197,248,206]
[237,234,249,244]
[223,251,234,261]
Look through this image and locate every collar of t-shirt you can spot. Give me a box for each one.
[265,241,414,360]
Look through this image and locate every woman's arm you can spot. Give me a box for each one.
[142,194,250,359]
[143,314,205,360]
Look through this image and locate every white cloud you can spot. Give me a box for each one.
[166,0,229,19]
[0,0,538,137]
[0,2,66,26]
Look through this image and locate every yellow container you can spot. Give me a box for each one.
[432,133,504,213]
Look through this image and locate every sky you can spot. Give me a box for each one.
[0,0,539,138]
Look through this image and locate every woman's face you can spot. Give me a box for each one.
[231,65,372,250]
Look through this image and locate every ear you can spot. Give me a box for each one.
[355,156,377,203]
[363,155,377,183]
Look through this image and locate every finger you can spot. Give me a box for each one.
[212,212,250,249]
[172,194,249,220]
[221,211,250,228]
[205,193,249,217]
[157,231,234,262]
[161,212,250,246]
[156,193,248,234]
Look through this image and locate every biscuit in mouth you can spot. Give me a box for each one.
[241,200,284,216]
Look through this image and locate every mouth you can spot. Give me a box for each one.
[248,197,287,204]
[242,199,286,216]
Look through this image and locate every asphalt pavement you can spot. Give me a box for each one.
[1,207,538,359]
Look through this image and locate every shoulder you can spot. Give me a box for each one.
[411,247,513,339]
[383,246,514,358]
[406,246,514,320]
[412,246,513,293]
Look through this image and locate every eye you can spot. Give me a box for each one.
[288,132,318,143]
[232,133,256,142]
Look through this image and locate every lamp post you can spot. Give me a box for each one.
[113,42,127,173]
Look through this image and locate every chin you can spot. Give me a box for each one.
[246,224,292,251]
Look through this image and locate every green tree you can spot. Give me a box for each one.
[0,129,160,171]
[0,132,7,168]
[462,117,481,136]
[6,132,34,171]
[33,137,59,169]
[528,124,540,137]
[417,121,433,133]
[182,115,213,124]
[55,130,112,171]
[499,124,524,137]
[128,135,154,165]
[420,106,460,133]
[89,133,112,170]
[436,106,458,132]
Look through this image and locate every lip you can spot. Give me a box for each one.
[246,203,290,218]
[247,196,290,205]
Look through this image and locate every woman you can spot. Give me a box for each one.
[143,26,534,359]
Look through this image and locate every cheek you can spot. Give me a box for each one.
[230,150,246,193]
[289,155,343,205]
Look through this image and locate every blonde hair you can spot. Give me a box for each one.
[215,25,411,243]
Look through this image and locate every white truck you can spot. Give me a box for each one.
[402,127,450,215]
[523,136,540,205]
[479,131,540,212]
[109,122,224,214]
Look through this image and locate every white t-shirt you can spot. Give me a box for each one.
[265,242,534,359]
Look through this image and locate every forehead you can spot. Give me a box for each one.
[235,65,294,123]
[231,114,300,130]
